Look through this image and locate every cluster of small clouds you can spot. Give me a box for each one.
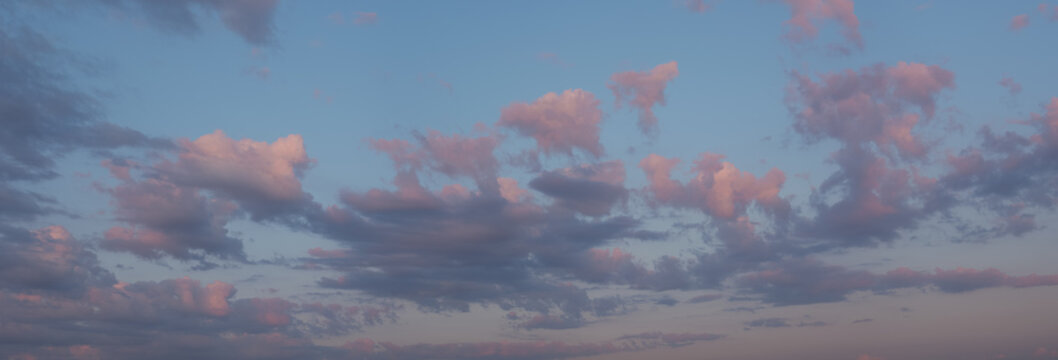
[1010,3,1058,31]
[3,1,1058,359]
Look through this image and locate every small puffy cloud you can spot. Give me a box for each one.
[354,12,379,25]
[498,89,605,157]
[160,130,315,219]
[999,76,1023,95]
[780,0,863,51]
[1010,14,1030,30]
[608,61,680,136]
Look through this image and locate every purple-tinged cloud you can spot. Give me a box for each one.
[608,61,679,136]
[999,76,1023,95]
[1010,14,1031,30]
[101,0,280,45]
[528,160,629,216]
[780,0,863,51]
[498,89,605,157]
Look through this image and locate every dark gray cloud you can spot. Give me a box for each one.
[737,258,1058,305]
[528,160,629,216]
[0,226,392,360]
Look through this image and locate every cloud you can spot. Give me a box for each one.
[101,0,280,45]
[608,61,680,136]
[0,225,393,359]
[101,176,245,263]
[744,317,827,328]
[640,153,788,220]
[684,0,715,13]
[354,12,379,25]
[688,293,724,303]
[498,89,605,157]
[999,76,1023,95]
[785,62,956,246]
[0,26,168,185]
[1010,14,1030,30]
[94,130,319,264]
[159,130,316,220]
[737,258,1058,305]
[369,130,503,191]
[344,331,721,360]
[937,97,1058,239]
[0,226,115,296]
[528,160,629,216]
[779,0,863,51]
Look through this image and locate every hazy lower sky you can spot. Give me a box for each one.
[2,1,1058,359]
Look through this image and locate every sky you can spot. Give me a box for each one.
[2,0,1058,359]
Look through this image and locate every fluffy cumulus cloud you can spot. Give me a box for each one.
[159,130,315,219]
[498,89,605,157]
[785,62,957,246]
[608,61,680,135]
[97,131,314,264]
[641,152,788,220]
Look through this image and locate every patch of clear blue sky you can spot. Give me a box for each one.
[26,1,1057,263]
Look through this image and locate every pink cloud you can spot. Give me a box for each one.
[781,0,863,50]
[245,298,294,326]
[353,12,378,25]
[498,89,604,157]
[788,62,955,159]
[340,171,443,212]
[887,61,956,118]
[640,153,788,220]
[536,52,572,68]
[102,177,242,261]
[163,130,314,209]
[498,177,531,203]
[370,130,501,189]
[111,277,235,317]
[1010,14,1030,30]
[684,0,715,13]
[608,61,679,136]
[999,76,1023,95]
[69,345,100,360]
[1032,97,1058,146]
